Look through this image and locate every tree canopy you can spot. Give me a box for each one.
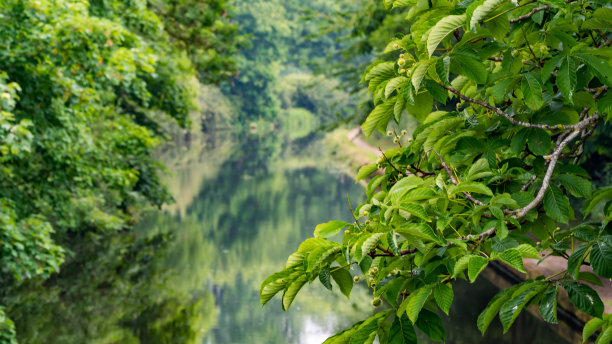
[262,0,612,343]
[0,0,242,341]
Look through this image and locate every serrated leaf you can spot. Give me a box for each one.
[350,311,391,344]
[260,270,293,306]
[557,174,593,198]
[389,314,417,344]
[543,184,570,224]
[308,246,342,272]
[568,244,589,279]
[522,73,543,110]
[590,239,612,278]
[357,164,378,182]
[399,203,430,221]
[411,60,433,91]
[583,317,604,343]
[527,128,553,156]
[577,271,604,287]
[498,248,526,273]
[434,283,454,315]
[415,309,446,342]
[449,182,493,196]
[405,91,434,122]
[386,76,410,99]
[539,285,558,324]
[499,283,546,332]
[557,57,577,103]
[562,281,604,318]
[315,221,351,238]
[362,233,386,259]
[282,274,308,311]
[454,54,488,84]
[573,53,612,87]
[332,268,354,299]
[516,244,539,259]
[477,283,522,334]
[436,56,451,85]
[388,231,400,256]
[423,79,448,104]
[468,255,489,282]
[452,255,471,278]
[470,0,508,29]
[403,286,433,323]
[362,97,396,137]
[427,15,466,57]
[319,267,333,291]
[397,223,441,243]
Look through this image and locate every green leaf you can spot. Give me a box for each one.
[319,267,333,291]
[470,0,508,29]
[397,223,441,244]
[282,274,308,311]
[260,270,293,305]
[415,309,446,342]
[436,56,451,85]
[454,54,488,84]
[423,79,448,104]
[468,255,489,282]
[499,283,546,332]
[590,238,612,278]
[578,271,604,287]
[405,91,433,122]
[539,284,558,324]
[542,55,563,82]
[434,283,454,315]
[583,186,612,216]
[477,283,522,334]
[308,246,342,271]
[516,244,539,259]
[332,268,354,299]
[404,286,433,324]
[427,15,466,57]
[596,326,612,344]
[557,57,577,102]
[389,314,417,344]
[411,60,433,91]
[568,244,590,279]
[543,184,570,224]
[315,221,351,238]
[498,248,526,273]
[350,311,391,344]
[399,203,430,221]
[557,174,593,198]
[362,98,396,137]
[522,73,543,110]
[561,281,604,318]
[527,128,553,156]
[583,317,604,343]
[449,182,493,196]
[386,76,410,99]
[323,320,364,344]
[357,164,378,182]
[362,233,386,259]
[573,53,612,87]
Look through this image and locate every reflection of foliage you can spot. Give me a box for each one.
[1,231,216,344]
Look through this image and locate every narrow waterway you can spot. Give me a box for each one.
[4,125,576,343]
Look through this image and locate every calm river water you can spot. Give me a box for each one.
[4,127,574,343]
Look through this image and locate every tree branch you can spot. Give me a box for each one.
[424,148,486,207]
[509,6,552,23]
[513,115,601,218]
[440,82,590,131]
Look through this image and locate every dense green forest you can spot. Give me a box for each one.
[2,0,612,343]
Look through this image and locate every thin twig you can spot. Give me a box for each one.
[379,148,405,176]
[513,115,601,218]
[347,193,364,231]
[439,82,589,131]
[509,5,552,23]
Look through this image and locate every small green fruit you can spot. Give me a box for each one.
[353,276,360,282]
[371,297,382,307]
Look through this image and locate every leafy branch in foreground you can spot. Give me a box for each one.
[263,0,612,343]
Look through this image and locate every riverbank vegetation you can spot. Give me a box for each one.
[262,1,612,343]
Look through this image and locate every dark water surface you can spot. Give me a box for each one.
[3,131,574,343]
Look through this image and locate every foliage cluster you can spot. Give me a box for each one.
[262,0,612,343]
[0,0,241,341]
